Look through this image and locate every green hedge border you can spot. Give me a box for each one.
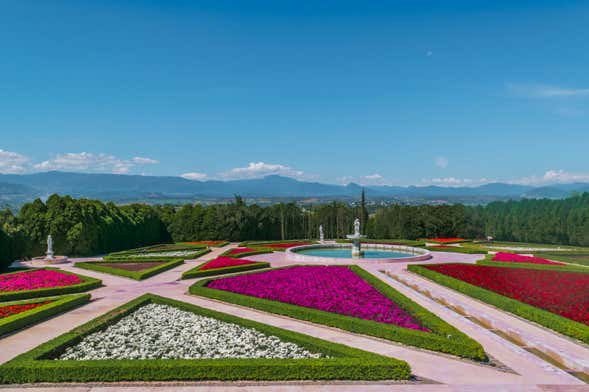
[220,249,273,259]
[182,260,271,279]
[75,259,184,281]
[0,268,102,302]
[238,239,315,247]
[425,246,487,254]
[408,264,589,344]
[0,293,411,383]
[189,265,487,361]
[0,294,91,337]
[179,241,229,248]
[104,248,211,262]
[108,243,208,256]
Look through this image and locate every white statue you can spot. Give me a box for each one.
[46,234,54,260]
[319,225,324,242]
[354,218,361,236]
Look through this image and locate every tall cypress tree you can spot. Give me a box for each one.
[361,188,369,234]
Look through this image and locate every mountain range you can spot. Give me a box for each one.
[1,171,588,208]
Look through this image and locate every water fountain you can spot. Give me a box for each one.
[346,218,365,258]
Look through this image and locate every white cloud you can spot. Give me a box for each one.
[511,169,589,185]
[421,177,491,187]
[435,156,449,169]
[132,156,159,165]
[181,172,208,181]
[335,174,390,186]
[220,162,308,180]
[507,83,589,98]
[34,152,159,174]
[0,149,30,174]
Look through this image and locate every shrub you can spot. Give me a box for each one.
[104,248,210,261]
[0,293,411,383]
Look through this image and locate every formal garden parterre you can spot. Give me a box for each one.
[75,258,184,280]
[0,293,411,383]
[409,263,589,343]
[0,268,101,302]
[191,265,487,361]
[182,256,270,279]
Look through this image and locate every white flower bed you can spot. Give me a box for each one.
[133,250,198,257]
[59,304,324,360]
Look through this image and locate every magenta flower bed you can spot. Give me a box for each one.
[0,270,82,292]
[199,256,257,271]
[207,266,428,331]
[492,252,564,265]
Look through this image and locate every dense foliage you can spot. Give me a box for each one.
[2,193,589,270]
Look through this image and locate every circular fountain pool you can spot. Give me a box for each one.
[286,243,431,264]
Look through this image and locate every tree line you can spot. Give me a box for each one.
[2,193,589,270]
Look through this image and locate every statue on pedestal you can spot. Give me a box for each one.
[46,235,55,260]
[319,225,324,242]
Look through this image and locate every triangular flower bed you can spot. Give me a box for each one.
[0,294,410,383]
[75,258,184,280]
[182,256,270,279]
[0,294,90,337]
[190,265,487,361]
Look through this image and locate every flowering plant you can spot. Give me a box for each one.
[227,247,256,256]
[0,301,51,318]
[425,263,589,325]
[0,270,82,292]
[426,238,466,243]
[207,266,427,331]
[492,252,564,265]
[198,257,257,271]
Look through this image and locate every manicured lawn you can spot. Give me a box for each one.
[409,263,589,343]
[0,293,411,383]
[191,265,487,361]
[75,258,184,280]
[535,252,589,267]
[0,269,101,302]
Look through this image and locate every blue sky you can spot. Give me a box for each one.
[1,0,588,186]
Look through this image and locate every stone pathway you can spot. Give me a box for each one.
[0,246,586,391]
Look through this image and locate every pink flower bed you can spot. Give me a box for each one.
[492,252,564,265]
[426,238,466,244]
[0,270,82,292]
[207,266,428,331]
[198,256,257,271]
[227,247,256,256]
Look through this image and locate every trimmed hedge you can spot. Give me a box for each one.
[238,239,315,247]
[408,264,589,344]
[104,247,211,262]
[190,265,487,361]
[75,258,184,280]
[182,260,271,279]
[108,243,208,256]
[425,246,487,254]
[0,293,411,383]
[221,249,273,259]
[0,293,91,337]
[0,268,102,302]
[180,241,229,248]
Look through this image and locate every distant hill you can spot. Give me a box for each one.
[0,171,587,207]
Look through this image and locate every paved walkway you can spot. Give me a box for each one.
[0,246,586,391]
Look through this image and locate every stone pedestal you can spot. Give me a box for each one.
[351,238,364,258]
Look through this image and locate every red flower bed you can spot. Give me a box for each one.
[492,252,564,265]
[431,245,452,248]
[426,238,466,243]
[0,301,51,319]
[226,247,256,256]
[425,264,589,325]
[208,266,428,331]
[0,270,82,292]
[198,256,257,271]
[261,242,312,249]
[183,241,226,246]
